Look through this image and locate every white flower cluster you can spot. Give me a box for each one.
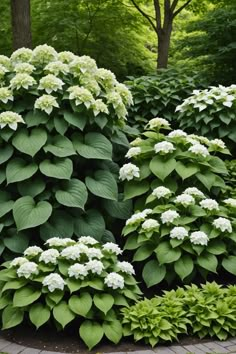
[78,236,98,245]
[168,130,187,138]
[154,141,175,154]
[184,187,205,198]
[91,99,109,116]
[200,199,219,211]
[102,242,122,255]
[45,237,76,247]
[190,231,209,246]
[68,86,94,108]
[119,163,140,181]
[126,209,152,226]
[68,264,88,279]
[161,210,180,224]
[104,272,124,289]
[148,117,170,130]
[224,198,236,208]
[60,245,87,261]
[125,147,141,159]
[44,61,69,75]
[24,246,43,257]
[11,48,32,64]
[209,139,226,150]
[39,249,60,264]
[117,261,135,275]
[152,186,172,199]
[142,219,159,231]
[10,73,36,90]
[14,63,35,74]
[10,257,28,268]
[213,217,232,233]
[175,194,195,207]
[188,143,209,158]
[34,94,59,114]
[170,227,188,240]
[0,111,25,130]
[86,247,103,259]
[0,87,13,103]
[38,74,64,94]
[86,260,104,275]
[43,273,65,292]
[17,261,39,278]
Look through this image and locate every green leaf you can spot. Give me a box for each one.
[13,287,41,307]
[155,242,181,264]
[174,255,194,281]
[222,256,236,275]
[53,301,75,328]
[150,156,176,181]
[54,116,68,135]
[12,127,47,157]
[86,170,118,201]
[69,293,92,317]
[79,320,104,350]
[0,200,14,218]
[40,158,73,180]
[47,290,64,304]
[175,161,199,180]
[44,135,76,157]
[64,111,87,130]
[103,320,122,344]
[208,240,226,255]
[197,253,218,273]
[13,196,52,231]
[124,180,149,200]
[2,305,24,329]
[72,132,112,160]
[103,198,132,220]
[196,172,216,191]
[0,145,13,164]
[29,303,50,329]
[0,293,12,310]
[17,178,46,197]
[40,211,74,240]
[133,244,154,261]
[2,279,27,292]
[208,156,228,175]
[0,170,6,184]
[55,179,88,209]
[74,209,105,240]
[3,232,29,253]
[142,260,166,287]
[25,111,49,127]
[6,158,38,184]
[93,294,114,315]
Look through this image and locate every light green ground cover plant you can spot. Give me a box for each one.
[122,282,236,346]
[0,45,133,259]
[0,236,141,349]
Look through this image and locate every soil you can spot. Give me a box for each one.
[1,324,213,354]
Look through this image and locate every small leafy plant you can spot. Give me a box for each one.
[0,236,141,350]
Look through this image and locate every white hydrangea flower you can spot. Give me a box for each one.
[200,199,219,211]
[32,44,58,65]
[80,76,101,96]
[161,210,180,224]
[148,117,170,130]
[117,261,135,275]
[69,56,97,76]
[58,51,76,64]
[209,139,226,150]
[68,264,88,279]
[86,247,103,259]
[188,143,209,157]
[125,147,141,158]
[34,94,59,114]
[154,141,175,154]
[44,61,69,75]
[103,242,122,255]
[119,163,140,181]
[61,245,83,261]
[125,211,146,226]
[152,186,172,199]
[175,194,195,207]
[168,130,187,138]
[86,260,104,275]
[0,88,13,104]
[24,246,43,257]
[75,244,89,254]
[184,187,205,198]
[170,227,188,240]
[45,237,76,247]
[142,219,159,231]
[67,86,94,108]
[0,111,25,130]
[43,273,66,292]
[0,64,8,78]
[115,102,128,120]
[96,68,116,88]
[10,73,36,90]
[10,48,32,64]
[14,63,35,74]
[91,99,109,116]
[17,261,39,278]
[130,137,143,147]
[10,257,29,268]
[142,209,153,216]
[38,74,64,94]
[104,272,124,289]
[224,198,236,208]
[78,236,98,245]
[115,83,133,106]
[189,134,210,146]
[213,217,232,233]
[39,249,60,264]
[106,91,123,108]
[0,55,11,70]
[190,231,209,246]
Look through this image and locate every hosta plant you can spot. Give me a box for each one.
[176,84,236,151]
[0,236,141,350]
[0,45,133,259]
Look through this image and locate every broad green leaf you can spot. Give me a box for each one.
[222,256,236,275]
[69,293,92,317]
[64,111,87,130]
[208,240,226,255]
[197,252,218,273]
[94,294,114,315]
[0,200,14,218]
[67,279,82,293]
[72,132,112,160]
[0,145,13,164]
[85,170,118,201]
[6,158,38,184]
[79,320,104,350]
[0,170,6,184]
[2,279,27,292]
[103,320,122,344]
[208,156,228,175]
[12,127,47,157]
[53,301,75,328]
[40,211,74,240]
[196,172,216,191]
[0,293,12,310]
[55,179,88,209]
[17,178,46,197]
[102,198,132,220]
[142,260,166,287]
[29,303,50,329]
[124,180,149,200]
[3,232,29,252]
[2,305,24,329]
[13,196,52,231]
[25,111,49,127]
[155,242,181,264]
[175,161,199,180]
[40,158,73,180]
[150,156,176,181]
[174,255,194,281]
[13,287,41,307]
[74,209,105,240]
[133,244,154,261]
[54,116,68,135]
[44,135,76,157]
[47,290,64,304]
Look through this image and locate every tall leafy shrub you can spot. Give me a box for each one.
[0,45,133,259]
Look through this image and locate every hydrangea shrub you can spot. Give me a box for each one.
[0,237,141,349]
[0,45,133,258]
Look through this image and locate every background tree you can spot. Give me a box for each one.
[10,0,32,49]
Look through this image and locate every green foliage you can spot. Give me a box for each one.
[224,160,236,199]
[0,237,141,349]
[0,45,133,259]
[122,282,236,346]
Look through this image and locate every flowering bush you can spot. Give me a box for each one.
[176,85,236,151]
[0,45,133,258]
[0,237,141,349]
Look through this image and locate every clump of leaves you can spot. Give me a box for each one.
[0,237,141,350]
[224,160,236,198]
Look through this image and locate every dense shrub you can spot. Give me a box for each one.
[125,69,206,132]
[224,160,236,198]
[0,237,141,349]
[0,45,133,259]
[176,85,236,151]
[122,282,236,346]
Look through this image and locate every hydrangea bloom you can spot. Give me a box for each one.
[0,65,8,78]
[68,264,88,279]
[119,163,140,181]
[17,261,39,278]
[60,245,82,261]
[10,257,28,268]
[34,94,59,114]
[0,88,13,103]
[39,249,60,264]
[42,273,65,292]
[78,236,98,245]
[125,147,141,158]
[224,198,236,208]
[0,55,11,69]
[168,129,187,138]
[142,219,159,231]
[0,111,25,130]
[69,56,97,76]
[154,141,175,154]
[32,44,57,65]
[213,217,232,233]
[184,187,205,198]
[175,194,195,207]
[190,231,209,246]
[14,63,35,74]
[130,137,143,147]
[86,247,103,259]
[96,68,116,88]
[209,139,226,150]
[200,199,219,211]
[170,227,188,240]
[104,272,124,289]
[148,117,170,130]
[10,73,36,90]
[24,246,43,257]
[45,237,76,247]
[161,210,180,224]
[103,243,122,255]
[86,260,104,275]
[38,74,64,94]
[10,48,32,64]
[44,61,69,75]
[117,261,135,275]
[188,143,209,158]
[152,186,172,199]
[68,86,94,108]
[91,99,109,116]
[125,211,148,226]
[58,51,75,63]
[115,83,133,106]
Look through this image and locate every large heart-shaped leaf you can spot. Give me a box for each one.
[44,135,76,157]
[0,200,14,218]
[93,294,114,315]
[103,320,122,344]
[72,132,112,160]
[0,145,13,164]
[102,198,132,220]
[150,156,176,181]
[29,303,50,329]
[13,287,41,307]
[175,161,199,180]
[142,260,166,287]
[79,320,104,350]
[124,180,149,200]
[6,158,38,184]
[24,111,49,127]
[155,242,181,264]
[3,232,29,253]
[12,127,47,157]
[2,305,24,329]
[85,170,118,201]
[13,196,52,231]
[53,301,75,329]
[40,211,74,241]
[174,255,194,280]
[55,179,88,209]
[17,178,46,197]
[222,256,236,275]
[64,111,87,130]
[69,293,92,317]
[39,158,73,179]
[74,209,105,240]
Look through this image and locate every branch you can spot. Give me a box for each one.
[170,0,179,12]
[153,0,162,32]
[173,0,193,18]
[130,0,157,33]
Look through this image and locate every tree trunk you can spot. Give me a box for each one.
[11,0,32,50]
[157,26,172,69]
